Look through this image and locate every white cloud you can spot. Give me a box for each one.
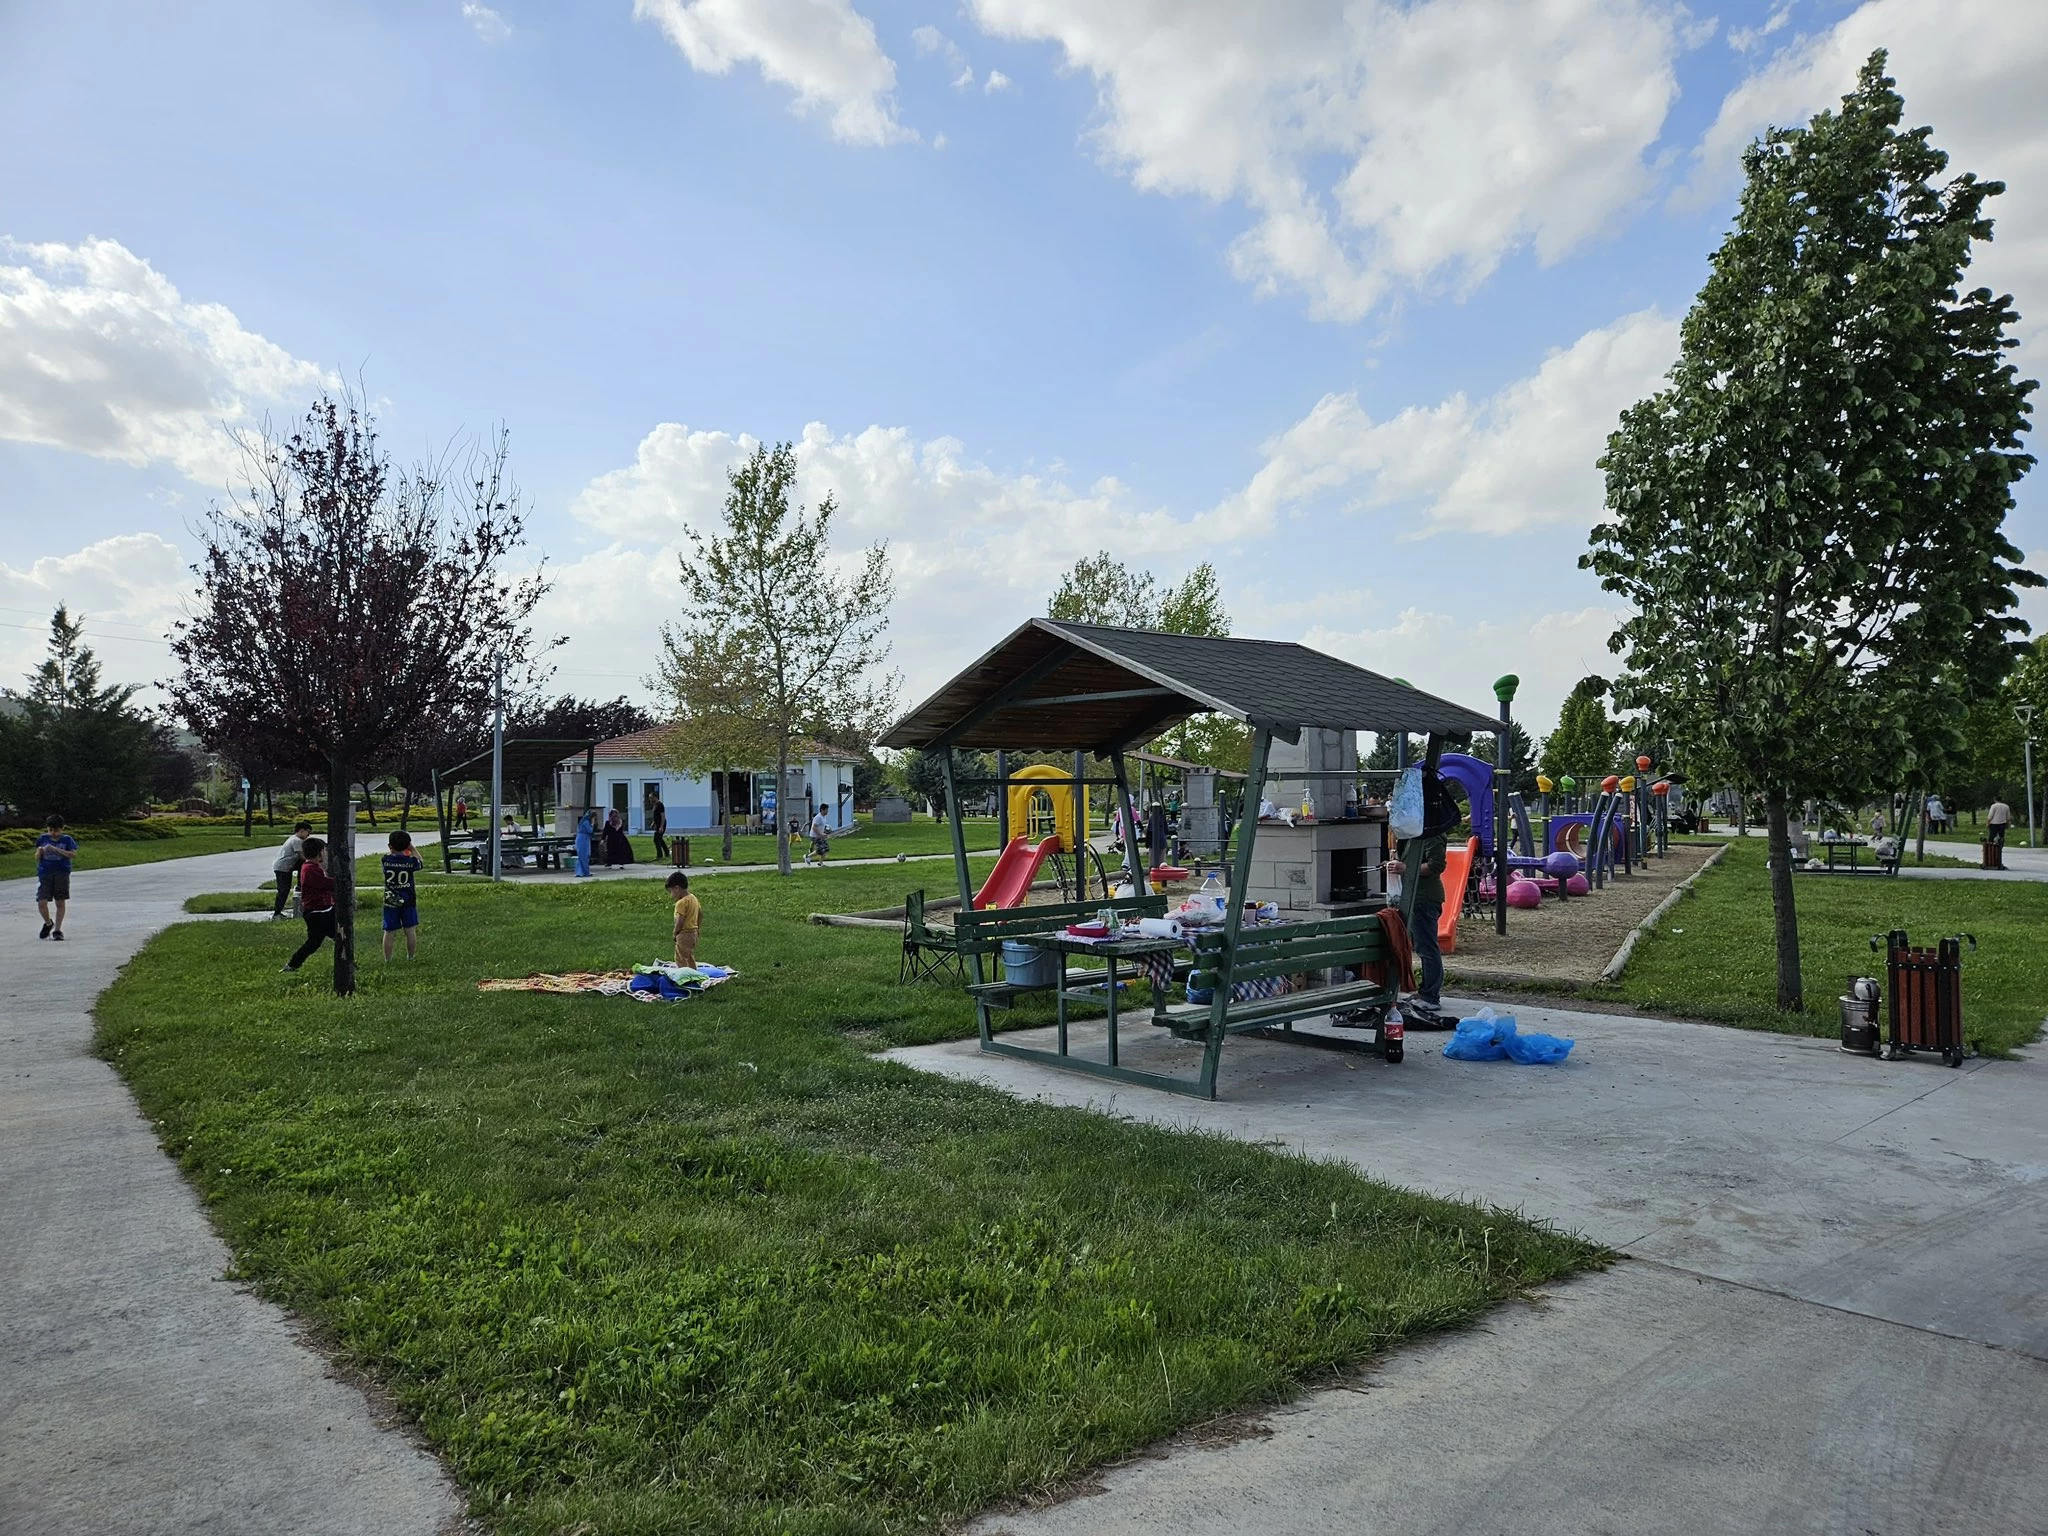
[1289,600,1629,738]
[634,0,913,146]
[1727,4,1790,54]
[461,2,511,43]
[1681,0,2048,341]
[556,419,1226,708]
[0,533,191,699]
[984,69,1012,93]
[0,237,332,485]
[1218,308,1680,537]
[969,0,1685,320]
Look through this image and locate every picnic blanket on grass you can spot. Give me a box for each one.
[478,962,736,1002]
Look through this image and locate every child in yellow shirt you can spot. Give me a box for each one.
[665,871,701,967]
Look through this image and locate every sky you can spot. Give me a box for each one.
[1,0,2044,741]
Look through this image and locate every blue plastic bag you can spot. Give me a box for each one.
[1441,1008,1574,1064]
[1389,766,1425,838]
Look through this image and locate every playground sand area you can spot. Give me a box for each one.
[1445,841,1718,987]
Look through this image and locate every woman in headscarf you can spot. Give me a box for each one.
[602,809,634,867]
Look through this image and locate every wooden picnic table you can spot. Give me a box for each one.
[1010,929,1184,1068]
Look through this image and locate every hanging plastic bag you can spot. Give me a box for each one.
[1390,766,1425,839]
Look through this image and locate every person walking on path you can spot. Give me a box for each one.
[807,805,832,865]
[651,797,669,862]
[453,795,469,831]
[271,820,312,918]
[35,815,77,941]
[283,837,339,972]
[574,809,594,878]
[380,829,423,961]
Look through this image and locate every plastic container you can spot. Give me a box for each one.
[1001,940,1058,988]
[1197,873,1226,914]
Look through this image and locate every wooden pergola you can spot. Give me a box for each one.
[882,619,1501,1096]
[430,737,598,873]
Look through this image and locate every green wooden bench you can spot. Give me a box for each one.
[900,889,1168,991]
[957,894,1168,1006]
[1160,912,1401,1063]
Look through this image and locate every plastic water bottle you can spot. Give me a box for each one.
[1198,872,1225,914]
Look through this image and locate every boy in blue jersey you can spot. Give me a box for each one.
[380,829,424,959]
[36,814,78,940]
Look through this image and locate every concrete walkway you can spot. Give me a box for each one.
[0,844,461,1535]
[891,1003,2048,1534]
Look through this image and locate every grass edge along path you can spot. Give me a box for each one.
[98,869,1602,1535]
[1589,839,2047,1056]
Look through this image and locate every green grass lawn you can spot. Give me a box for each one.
[1602,839,2047,1055]
[0,824,291,882]
[102,863,1598,1535]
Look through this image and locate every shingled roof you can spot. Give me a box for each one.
[881,619,1499,752]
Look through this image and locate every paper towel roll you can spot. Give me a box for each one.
[1135,917,1182,940]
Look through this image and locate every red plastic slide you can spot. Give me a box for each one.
[974,835,1063,910]
[1437,837,1480,953]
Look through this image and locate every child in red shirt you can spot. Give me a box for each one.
[284,837,339,973]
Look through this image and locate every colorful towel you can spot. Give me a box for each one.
[478,963,736,1002]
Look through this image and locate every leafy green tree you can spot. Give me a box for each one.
[1048,552,1158,627]
[0,606,152,822]
[656,441,897,875]
[1537,677,1620,781]
[1585,54,2038,1008]
[904,748,992,818]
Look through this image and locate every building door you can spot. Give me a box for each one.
[643,781,662,829]
[610,780,629,822]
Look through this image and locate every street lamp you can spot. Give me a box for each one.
[2017,705,2038,850]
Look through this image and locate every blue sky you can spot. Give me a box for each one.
[2,0,2043,737]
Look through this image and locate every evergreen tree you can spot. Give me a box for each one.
[1538,677,1620,781]
[0,606,151,821]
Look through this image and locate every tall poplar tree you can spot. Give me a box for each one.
[656,441,896,875]
[1586,54,2037,1009]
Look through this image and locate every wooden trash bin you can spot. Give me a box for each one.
[1878,929,1971,1067]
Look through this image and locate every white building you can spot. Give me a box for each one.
[555,729,860,835]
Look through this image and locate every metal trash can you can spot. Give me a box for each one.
[1001,940,1058,988]
[1839,989,1880,1054]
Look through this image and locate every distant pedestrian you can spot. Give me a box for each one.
[574,810,594,878]
[380,829,423,960]
[272,819,312,918]
[1926,794,1947,835]
[602,809,633,866]
[807,806,831,865]
[454,796,470,831]
[651,797,670,861]
[1987,796,2012,857]
[35,814,77,941]
[283,837,338,972]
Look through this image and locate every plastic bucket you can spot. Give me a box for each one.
[1002,940,1058,988]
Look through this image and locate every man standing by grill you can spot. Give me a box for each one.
[1385,748,1459,1030]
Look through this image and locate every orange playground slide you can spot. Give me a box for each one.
[1438,836,1480,953]
[974,835,1063,910]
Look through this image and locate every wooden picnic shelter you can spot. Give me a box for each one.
[881,619,1500,1099]
[431,737,598,874]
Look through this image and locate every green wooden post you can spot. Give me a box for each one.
[1110,751,1146,892]
[1198,725,1271,1098]
[941,752,992,1046]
